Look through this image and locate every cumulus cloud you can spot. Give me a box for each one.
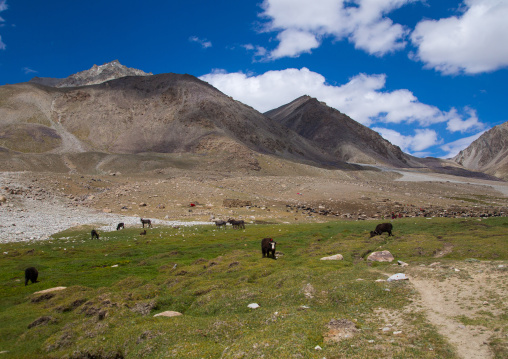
[446,108,485,133]
[372,127,441,153]
[259,0,416,59]
[440,130,487,158]
[189,36,212,49]
[200,67,472,128]
[411,0,508,74]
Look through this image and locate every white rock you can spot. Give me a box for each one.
[33,287,67,294]
[386,273,409,282]
[248,303,260,309]
[153,311,182,317]
[314,345,322,350]
[393,331,402,335]
[320,254,343,260]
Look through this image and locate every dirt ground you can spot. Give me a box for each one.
[406,261,507,359]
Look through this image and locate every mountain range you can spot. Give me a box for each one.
[0,61,505,180]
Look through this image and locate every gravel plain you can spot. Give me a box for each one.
[0,172,212,243]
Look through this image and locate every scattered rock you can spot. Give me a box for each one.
[153,311,182,317]
[303,283,315,299]
[320,254,344,260]
[387,273,409,282]
[367,250,394,262]
[325,318,358,343]
[247,303,260,309]
[33,287,66,295]
[397,260,408,267]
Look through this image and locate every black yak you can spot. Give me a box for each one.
[213,220,227,229]
[228,218,245,229]
[25,267,39,286]
[261,237,277,259]
[91,229,99,239]
[116,222,125,230]
[370,223,393,237]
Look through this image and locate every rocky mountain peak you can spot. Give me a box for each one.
[453,121,508,180]
[56,60,152,88]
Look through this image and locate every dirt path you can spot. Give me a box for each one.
[406,262,507,359]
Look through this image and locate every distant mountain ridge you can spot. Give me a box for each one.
[265,96,421,168]
[0,61,500,179]
[453,121,508,180]
[29,60,152,88]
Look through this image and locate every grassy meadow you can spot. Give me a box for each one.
[0,217,507,358]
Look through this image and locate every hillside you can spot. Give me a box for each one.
[453,121,508,180]
[265,96,421,168]
[1,68,349,171]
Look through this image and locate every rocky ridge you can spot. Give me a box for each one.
[453,121,508,180]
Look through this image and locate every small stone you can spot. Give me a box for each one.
[320,254,343,261]
[248,303,260,309]
[393,331,402,335]
[314,345,322,350]
[153,311,182,318]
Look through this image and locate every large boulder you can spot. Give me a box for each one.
[367,250,394,262]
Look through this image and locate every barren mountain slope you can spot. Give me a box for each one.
[265,96,422,168]
[453,121,508,180]
[1,73,352,170]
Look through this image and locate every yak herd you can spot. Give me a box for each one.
[24,219,395,286]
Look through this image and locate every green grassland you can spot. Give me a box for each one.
[0,217,507,358]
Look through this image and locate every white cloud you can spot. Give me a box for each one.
[270,29,320,58]
[189,36,212,49]
[411,0,508,74]
[23,67,37,74]
[373,127,441,153]
[440,130,487,158]
[446,108,484,133]
[199,67,475,129]
[0,0,7,50]
[260,0,416,59]
[243,44,268,58]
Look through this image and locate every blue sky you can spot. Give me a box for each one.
[1,0,507,159]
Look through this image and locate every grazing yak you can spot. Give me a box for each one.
[140,218,152,228]
[25,267,39,286]
[91,229,99,240]
[228,218,245,229]
[261,237,277,259]
[370,223,393,237]
[213,220,227,229]
[116,222,125,230]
